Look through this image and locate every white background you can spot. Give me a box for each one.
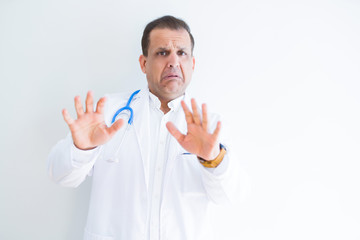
[0,0,359,239]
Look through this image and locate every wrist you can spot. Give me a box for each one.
[206,147,221,161]
[198,144,227,168]
[73,141,97,151]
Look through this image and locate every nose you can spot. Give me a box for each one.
[167,52,180,68]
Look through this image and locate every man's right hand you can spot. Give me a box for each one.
[62,91,124,150]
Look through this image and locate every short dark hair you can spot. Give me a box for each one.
[141,15,195,57]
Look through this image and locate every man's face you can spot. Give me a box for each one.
[139,28,195,102]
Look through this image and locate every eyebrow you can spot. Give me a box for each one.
[155,47,188,52]
[156,47,169,52]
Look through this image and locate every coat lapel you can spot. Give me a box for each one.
[131,88,151,191]
[163,96,191,190]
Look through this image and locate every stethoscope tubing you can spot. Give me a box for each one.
[111,89,140,125]
[108,89,140,163]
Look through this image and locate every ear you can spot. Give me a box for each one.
[192,56,195,70]
[139,55,147,73]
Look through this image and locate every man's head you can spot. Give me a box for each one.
[141,16,195,57]
[139,16,195,103]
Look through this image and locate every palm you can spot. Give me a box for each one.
[166,99,221,161]
[62,91,124,150]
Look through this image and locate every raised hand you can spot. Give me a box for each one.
[62,91,124,150]
[166,99,221,161]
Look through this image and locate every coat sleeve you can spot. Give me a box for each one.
[47,92,130,188]
[198,114,241,205]
[199,149,240,205]
[47,134,102,188]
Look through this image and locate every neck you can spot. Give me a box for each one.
[148,89,183,114]
[160,101,171,114]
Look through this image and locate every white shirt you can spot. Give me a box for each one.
[147,92,184,240]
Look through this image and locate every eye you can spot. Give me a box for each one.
[157,51,167,56]
[178,50,187,56]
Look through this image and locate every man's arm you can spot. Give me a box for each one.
[47,91,124,187]
[47,134,101,187]
[166,99,239,204]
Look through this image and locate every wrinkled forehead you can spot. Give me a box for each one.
[148,28,192,50]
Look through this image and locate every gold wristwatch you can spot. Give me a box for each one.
[198,144,227,168]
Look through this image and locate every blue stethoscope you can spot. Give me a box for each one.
[108,89,140,163]
[111,89,140,125]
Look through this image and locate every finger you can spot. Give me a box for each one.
[191,98,201,125]
[62,108,74,126]
[96,96,107,114]
[74,96,84,117]
[202,103,208,131]
[85,91,94,113]
[181,100,193,124]
[212,121,222,140]
[107,118,124,136]
[166,122,185,143]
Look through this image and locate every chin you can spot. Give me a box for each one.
[166,80,185,91]
[166,84,184,93]
[167,89,185,100]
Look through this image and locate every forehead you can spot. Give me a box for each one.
[148,28,191,50]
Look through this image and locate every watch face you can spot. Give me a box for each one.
[220,143,227,150]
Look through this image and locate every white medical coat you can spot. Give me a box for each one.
[48,88,237,240]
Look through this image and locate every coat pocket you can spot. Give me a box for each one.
[175,153,207,195]
[84,229,114,240]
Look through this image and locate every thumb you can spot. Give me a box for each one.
[166,122,184,142]
[107,118,125,135]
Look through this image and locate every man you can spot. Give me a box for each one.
[48,15,236,240]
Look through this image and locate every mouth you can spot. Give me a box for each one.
[162,74,182,81]
[167,74,179,78]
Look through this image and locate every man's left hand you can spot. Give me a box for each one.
[166,99,221,161]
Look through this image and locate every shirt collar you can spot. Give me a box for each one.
[148,90,185,112]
